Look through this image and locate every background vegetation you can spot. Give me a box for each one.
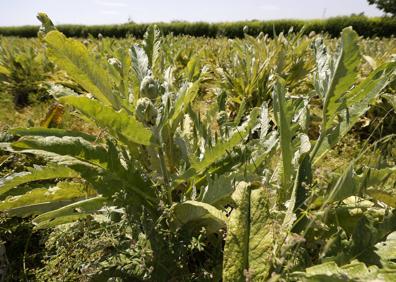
[0,15,395,38]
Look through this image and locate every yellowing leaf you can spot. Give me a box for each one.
[223,182,273,281]
[45,30,120,108]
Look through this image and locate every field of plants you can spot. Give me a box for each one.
[0,14,395,281]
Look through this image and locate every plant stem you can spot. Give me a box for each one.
[309,132,324,161]
[158,146,172,205]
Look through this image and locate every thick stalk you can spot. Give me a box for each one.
[158,144,172,205]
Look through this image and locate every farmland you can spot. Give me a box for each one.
[0,13,395,281]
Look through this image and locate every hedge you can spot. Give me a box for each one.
[0,16,394,38]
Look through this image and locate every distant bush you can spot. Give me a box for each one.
[0,16,395,38]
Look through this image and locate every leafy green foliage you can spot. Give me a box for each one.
[1,18,258,279]
[311,28,395,161]
[0,16,395,281]
[34,216,154,281]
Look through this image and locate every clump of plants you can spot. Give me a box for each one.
[0,39,54,107]
[0,13,395,281]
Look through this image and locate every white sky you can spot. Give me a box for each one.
[0,0,384,26]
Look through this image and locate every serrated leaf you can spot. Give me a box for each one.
[168,81,200,130]
[343,61,395,128]
[12,136,109,167]
[312,27,395,162]
[273,80,295,198]
[363,166,396,207]
[314,62,396,161]
[130,45,149,82]
[44,30,120,108]
[33,196,106,229]
[322,27,360,132]
[189,108,260,175]
[0,165,79,197]
[0,146,156,206]
[360,166,395,188]
[305,261,341,277]
[143,24,161,76]
[59,96,154,146]
[313,37,331,98]
[0,182,90,217]
[115,47,132,99]
[10,127,96,142]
